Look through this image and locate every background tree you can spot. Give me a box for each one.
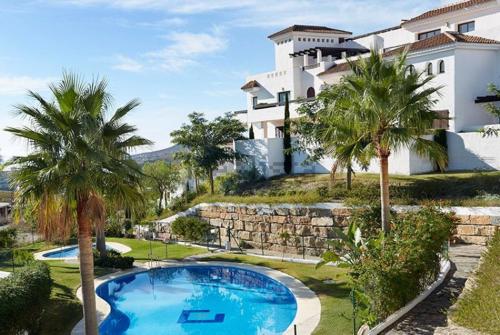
[482,83,500,137]
[170,112,245,194]
[248,125,255,139]
[321,50,447,232]
[283,94,292,174]
[6,73,150,335]
[143,160,181,215]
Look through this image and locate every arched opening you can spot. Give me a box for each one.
[427,62,433,75]
[406,65,415,76]
[438,60,445,74]
[306,87,315,98]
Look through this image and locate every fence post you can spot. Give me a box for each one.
[260,231,264,255]
[302,235,305,259]
[294,324,297,335]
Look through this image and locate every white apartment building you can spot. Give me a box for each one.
[236,0,500,177]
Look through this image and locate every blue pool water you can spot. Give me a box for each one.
[42,244,113,259]
[97,266,298,335]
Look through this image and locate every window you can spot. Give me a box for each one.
[275,126,284,138]
[427,63,433,75]
[252,96,258,108]
[458,21,475,33]
[278,91,290,106]
[307,38,311,42]
[438,60,445,73]
[339,37,345,43]
[306,87,315,98]
[298,37,302,41]
[322,39,325,42]
[418,29,440,40]
[407,65,415,75]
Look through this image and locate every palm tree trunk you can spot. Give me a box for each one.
[329,160,338,189]
[96,226,107,258]
[208,169,214,194]
[379,154,391,233]
[77,199,98,335]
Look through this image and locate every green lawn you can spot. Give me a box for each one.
[452,231,500,334]
[198,253,355,335]
[107,237,207,261]
[185,171,500,207]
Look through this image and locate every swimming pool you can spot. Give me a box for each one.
[97,265,298,335]
[41,244,115,259]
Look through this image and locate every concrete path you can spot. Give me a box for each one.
[384,244,484,335]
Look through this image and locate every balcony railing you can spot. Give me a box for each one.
[253,98,315,110]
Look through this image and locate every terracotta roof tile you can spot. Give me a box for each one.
[268,25,351,39]
[318,32,500,76]
[241,80,260,90]
[404,0,495,24]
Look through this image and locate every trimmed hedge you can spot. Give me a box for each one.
[93,250,134,269]
[171,216,210,242]
[0,262,52,335]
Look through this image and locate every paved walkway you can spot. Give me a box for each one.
[384,244,484,335]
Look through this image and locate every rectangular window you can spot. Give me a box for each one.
[275,126,284,138]
[458,21,475,33]
[252,96,258,108]
[278,91,290,106]
[418,29,441,40]
[339,37,345,43]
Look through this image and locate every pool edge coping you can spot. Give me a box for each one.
[34,242,132,261]
[71,260,321,335]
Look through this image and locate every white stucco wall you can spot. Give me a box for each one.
[447,131,500,171]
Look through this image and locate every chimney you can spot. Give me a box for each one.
[316,49,323,64]
[303,54,310,66]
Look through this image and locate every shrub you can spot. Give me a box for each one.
[0,262,52,335]
[320,206,456,325]
[93,250,134,269]
[171,216,211,242]
[0,227,16,248]
[215,172,241,195]
[357,207,456,321]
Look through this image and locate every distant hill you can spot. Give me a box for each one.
[132,144,185,165]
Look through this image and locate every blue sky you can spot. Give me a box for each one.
[0,0,449,159]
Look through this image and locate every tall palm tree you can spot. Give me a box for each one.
[329,50,447,232]
[6,73,150,335]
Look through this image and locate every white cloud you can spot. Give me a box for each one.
[112,55,144,72]
[0,74,54,96]
[145,29,228,71]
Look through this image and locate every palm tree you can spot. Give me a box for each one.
[329,50,447,232]
[6,73,150,335]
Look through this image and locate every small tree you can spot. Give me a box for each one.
[143,160,181,215]
[283,94,292,174]
[248,125,255,139]
[171,112,245,194]
[318,50,447,233]
[482,83,500,137]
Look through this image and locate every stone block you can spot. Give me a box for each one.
[239,231,251,240]
[331,208,351,216]
[246,207,257,215]
[289,207,307,216]
[295,225,311,236]
[270,223,283,233]
[457,235,488,245]
[311,217,334,226]
[476,225,498,236]
[210,218,223,227]
[469,215,491,225]
[456,225,476,236]
[271,216,288,224]
[290,216,311,224]
[234,220,245,231]
[274,207,290,216]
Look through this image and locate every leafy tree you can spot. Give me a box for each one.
[5,73,150,335]
[295,84,371,190]
[248,125,255,139]
[482,83,500,137]
[283,94,292,174]
[170,112,245,194]
[143,160,181,214]
[318,50,447,232]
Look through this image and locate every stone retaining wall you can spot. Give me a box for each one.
[154,203,500,256]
